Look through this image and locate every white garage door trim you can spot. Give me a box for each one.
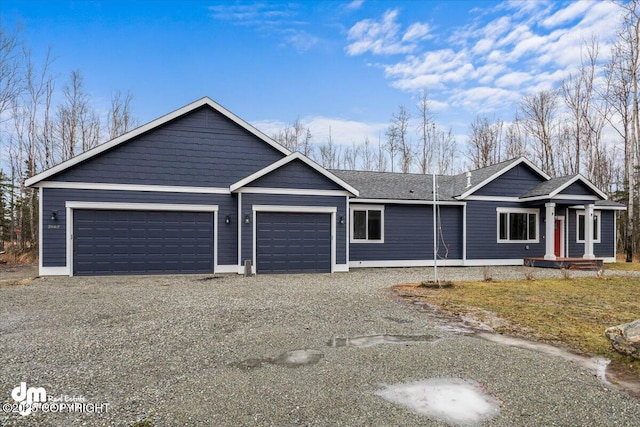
[252,205,337,274]
[65,201,218,277]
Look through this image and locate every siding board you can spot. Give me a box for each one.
[49,107,285,187]
[474,164,544,197]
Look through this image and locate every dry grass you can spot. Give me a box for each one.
[607,262,640,272]
[394,276,640,376]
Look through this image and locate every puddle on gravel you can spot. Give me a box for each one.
[327,334,439,348]
[231,349,324,370]
[376,378,500,426]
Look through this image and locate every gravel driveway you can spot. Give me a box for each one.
[1,267,639,426]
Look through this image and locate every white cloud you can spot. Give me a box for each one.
[345,0,365,11]
[346,9,430,56]
[541,0,591,28]
[402,22,431,42]
[494,71,532,88]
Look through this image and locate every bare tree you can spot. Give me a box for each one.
[318,127,341,169]
[520,90,558,175]
[57,70,101,159]
[504,114,528,159]
[417,89,433,174]
[390,105,412,173]
[384,123,398,173]
[107,90,137,139]
[376,133,388,172]
[466,115,503,168]
[360,137,375,171]
[435,126,457,174]
[607,0,640,262]
[343,142,360,170]
[0,25,23,121]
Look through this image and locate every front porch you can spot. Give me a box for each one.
[524,257,603,270]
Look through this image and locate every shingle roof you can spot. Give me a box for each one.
[328,170,457,200]
[520,175,576,198]
[329,158,524,202]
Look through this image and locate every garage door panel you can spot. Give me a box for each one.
[256,212,331,274]
[73,209,214,275]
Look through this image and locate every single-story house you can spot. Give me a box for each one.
[26,97,624,276]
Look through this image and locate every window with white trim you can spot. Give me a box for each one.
[496,207,539,243]
[576,211,601,243]
[350,205,384,243]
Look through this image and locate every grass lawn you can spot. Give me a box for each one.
[607,262,640,272]
[394,275,640,377]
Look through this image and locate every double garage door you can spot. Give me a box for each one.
[72,209,331,275]
[73,209,214,275]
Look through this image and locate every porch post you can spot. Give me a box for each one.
[583,203,595,259]
[544,202,556,260]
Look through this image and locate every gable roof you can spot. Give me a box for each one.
[233,152,359,196]
[25,97,291,187]
[453,157,550,199]
[520,174,607,200]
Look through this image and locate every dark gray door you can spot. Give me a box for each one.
[73,209,214,275]
[256,212,331,274]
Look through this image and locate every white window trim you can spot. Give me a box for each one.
[496,207,540,244]
[349,204,385,244]
[576,210,601,243]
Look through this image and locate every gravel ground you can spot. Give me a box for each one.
[1,266,639,426]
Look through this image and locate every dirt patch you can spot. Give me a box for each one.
[0,263,39,287]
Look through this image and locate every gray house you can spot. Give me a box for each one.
[26,97,623,276]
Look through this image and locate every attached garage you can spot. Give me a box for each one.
[69,203,217,276]
[255,211,333,274]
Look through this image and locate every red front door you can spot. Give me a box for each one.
[554,219,562,257]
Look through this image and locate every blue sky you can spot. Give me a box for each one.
[0,0,626,158]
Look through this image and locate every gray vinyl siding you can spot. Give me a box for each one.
[246,159,344,190]
[466,201,544,259]
[473,164,544,197]
[42,188,237,267]
[567,209,615,258]
[49,107,285,187]
[349,204,463,261]
[240,193,348,266]
[559,181,596,196]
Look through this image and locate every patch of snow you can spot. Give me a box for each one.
[375,378,500,426]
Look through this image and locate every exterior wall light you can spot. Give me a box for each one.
[339,216,344,225]
[225,215,231,225]
[244,214,250,224]
[50,211,57,221]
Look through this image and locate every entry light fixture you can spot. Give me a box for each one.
[244,214,250,224]
[50,211,57,221]
[339,216,344,225]
[225,215,231,225]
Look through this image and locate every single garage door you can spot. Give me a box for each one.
[73,209,214,275]
[256,212,331,274]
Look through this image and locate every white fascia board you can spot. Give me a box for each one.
[458,157,550,200]
[567,204,626,211]
[350,198,466,206]
[458,196,520,202]
[38,181,230,194]
[235,187,352,197]
[548,174,608,200]
[521,194,601,202]
[65,201,218,212]
[252,205,337,213]
[25,97,291,187]
[229,152,359,196]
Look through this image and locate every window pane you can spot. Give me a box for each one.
[499,213,508,240]
[509,213,527,240]
[368,210,382,240]
[353,211,367,239]
[593,215,599,240]
[578,215,585,241]
[528,213,536,240]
